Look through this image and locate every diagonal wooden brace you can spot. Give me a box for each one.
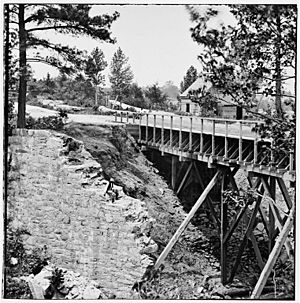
[153,170,221,271]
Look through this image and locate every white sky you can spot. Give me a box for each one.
[29,4,234,88]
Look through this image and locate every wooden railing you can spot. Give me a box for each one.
[114,111,295,173]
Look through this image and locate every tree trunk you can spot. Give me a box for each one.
[274,6,283,118]
[95,86,98,107]
[17,4,27,128]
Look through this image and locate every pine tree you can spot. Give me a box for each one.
[6,4,119,127]
[85,47,107,106]
[109,47,134,101]
[145,84,167,110]
[180,66,198,93]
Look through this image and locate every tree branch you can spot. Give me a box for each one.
[27,25,84,32]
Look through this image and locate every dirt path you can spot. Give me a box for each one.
[16,103,120,125]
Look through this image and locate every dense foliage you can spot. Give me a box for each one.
[187,4,296,153]
[28,73,95,107]
[122,83,149,109]
[145,84,168,110]
[26,110,68,130]
[109,47,134,101]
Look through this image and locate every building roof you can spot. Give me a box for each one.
[180,76,212,98]
[180,76,235,106]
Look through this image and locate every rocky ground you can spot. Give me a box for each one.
[61,122,294,300]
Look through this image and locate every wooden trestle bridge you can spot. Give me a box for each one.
[116,112,295,298]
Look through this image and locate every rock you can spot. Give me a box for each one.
[140,242,158,254]
[82,284,102,299]
[10,257,18,265]
[33,266,53,294]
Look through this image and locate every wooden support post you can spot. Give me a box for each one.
[138,114,142,142]
[179,116,183,150]
[193,162,220,229]
[249,232,265,270]
[212,120,216,156]
[239,121,243,162]
[223,202,251,244]
[229,190,263,283]
[221,170,228,284]
[253,135,257,165]
[153,114,156,145]
[250,204,295,299]
[126,111,129,123]
[120,111,123,123]
[176,162,193,195]
[161,115,165,155]
[133,113,135,124]
[224,121,228,159]
[200,118,204,154]
[171,156,177,190]
[154,170,221,271]
[189,117,193,152]
[269,177,276,251]
[115,111,117,122]
[170,115,173,148]
[145,114,149,144]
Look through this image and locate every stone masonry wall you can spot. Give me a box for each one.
[7,129,157,298]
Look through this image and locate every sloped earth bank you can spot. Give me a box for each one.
[62,122,294,299]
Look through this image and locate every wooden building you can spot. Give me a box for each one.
[179,76,243,119]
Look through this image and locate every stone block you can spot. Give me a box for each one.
[82,285,102,299]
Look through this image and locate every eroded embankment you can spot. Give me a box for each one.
[61,123,226,299]
[7,128,159,298]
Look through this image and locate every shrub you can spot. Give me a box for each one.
[5,225,50,299]
[26,112,67,130]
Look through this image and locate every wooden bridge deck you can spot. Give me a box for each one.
[116,112,295,181]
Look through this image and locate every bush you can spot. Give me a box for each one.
[8,99,17,135]
[5,225,50,299]
[26,114,66,130]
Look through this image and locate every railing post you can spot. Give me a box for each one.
[224,121,228,159]
[170,115,173,148]
[126,111,129,123]
[120,111,123,123]
[239,121,243,162]
[179,116,183,151]
[200,118,204,154]
[161,115,165,155]
[153,114,156,145]
[212,119,215,156]
[115,111,117,122]
[189,117,193,152]
[133,113,135,124]
[146,114,149,144]
[138,114,142,142]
